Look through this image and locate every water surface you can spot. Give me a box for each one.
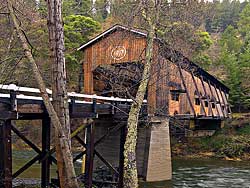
[141,158,250,188]
[13,151,250,187]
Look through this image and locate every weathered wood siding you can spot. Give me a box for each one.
[83,30,146,94]
[82,29,229,118]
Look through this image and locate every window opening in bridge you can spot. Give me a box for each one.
[195,98,200,105]
[212,102,215,108]
[204,100,209,107]
[171,92,180,101]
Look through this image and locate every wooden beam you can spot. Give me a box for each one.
[177,64,196,116]
[224,93,232,114]
[13,154,41,178]
[207,80,220,117]
[118,126,126,188]
[41,116,51,188]
[191,73,206,116]
[4,120,12,188]
[94,123,125,147]
[219,87,228,117]
[74,135,119,176]
[94,150,119,176]
[11,125,42,155]
[0,120,12,188]
[41,124,89,164]
[0,122,3,187]
[85,123,95,188]
[200,76,214,117]
[0,111,17,120]
[214,84,226,118]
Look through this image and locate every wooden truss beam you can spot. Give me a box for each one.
[200,76,214,117]
[177,64,196,116]
[207,80,220,117]
[191,72,206,116]
[213,84,226,118]
[219,87,228,117]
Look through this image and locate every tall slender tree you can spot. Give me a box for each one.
[123,1,161,187]
[46,0,79,187]
[7,0,79,187]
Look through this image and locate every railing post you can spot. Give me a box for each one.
[92,97,97,118]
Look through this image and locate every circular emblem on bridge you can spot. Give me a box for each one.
[111,46,126,60]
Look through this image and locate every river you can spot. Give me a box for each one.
[12,151,250,188]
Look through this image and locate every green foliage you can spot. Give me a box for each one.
[192,54,212,69]
[63,0,92,16]
[64,15,101,50]
[195,31,213,52]
[216,136,250,157]
[217,4,250,112]
[197,126,250,158]
[192,31,213,68]
[238,3,250,38]
[205,0,242,33]
[64,15,101,88]
[220,25,242,53]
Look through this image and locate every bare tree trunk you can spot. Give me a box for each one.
[7,1,79,187]
[46,0,76,187]
[123,3,157,188]
[123,1,162,187]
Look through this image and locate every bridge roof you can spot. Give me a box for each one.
[78,24,229,93]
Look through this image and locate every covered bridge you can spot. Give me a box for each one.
[78,24,230,125]
[76,24,231,182]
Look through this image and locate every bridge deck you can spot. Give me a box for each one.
[0,84,142,121]
[0,84,222,121]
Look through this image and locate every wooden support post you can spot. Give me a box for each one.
[214,85,226,118]
[224,93,232,114]
[0,120,12,188]
[41,116,51,188]
[219,87,228,117]
[207,81,220,117]
[118,125,126,188]
[0,123,3,187]
[200,77,214,117]
[177,64,196,116]
[85,123,95,188]
[191,73,206,116]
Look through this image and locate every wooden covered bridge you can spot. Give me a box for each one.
[0,25,230,188]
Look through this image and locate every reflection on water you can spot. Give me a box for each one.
[13,151,250,188]
[12,150,81,179]
[141,158,250,188]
